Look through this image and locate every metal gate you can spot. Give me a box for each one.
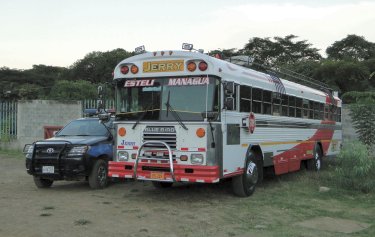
[0,101,17,141]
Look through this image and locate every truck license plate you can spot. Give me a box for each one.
[151,172,165,180]
[42,166,54,174]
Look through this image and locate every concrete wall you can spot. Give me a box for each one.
[341,104,359,144]
[1,100,82,150]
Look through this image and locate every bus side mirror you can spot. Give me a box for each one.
[224,82,235,95]
[224,97,235,110]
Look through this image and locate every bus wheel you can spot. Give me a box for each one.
[152,181,173,188]
[232,151,262,197]
[307,145,323,171]
[33,176,53,188]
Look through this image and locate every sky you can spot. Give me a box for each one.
[1,0,374,69]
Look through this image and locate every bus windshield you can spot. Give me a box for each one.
[115,76,220,121]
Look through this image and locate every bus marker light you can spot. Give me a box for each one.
[120,65,129,74]
[131,65,139,74]
[187,62,196,72]
[180,155,188,161]
[196,128,206,138]
[198,61,208,71]
[118,127,126,137]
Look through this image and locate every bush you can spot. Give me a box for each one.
[334,141,375,193]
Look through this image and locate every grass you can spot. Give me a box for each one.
[0,148,24,159]
[223,163,375,237]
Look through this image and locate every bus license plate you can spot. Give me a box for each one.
[151,172,165,180]
[42,166,54,174]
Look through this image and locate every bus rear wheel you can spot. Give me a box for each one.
[307,145,323,171]
[232,151,262,197]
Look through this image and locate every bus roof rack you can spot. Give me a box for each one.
[224,55,333,95]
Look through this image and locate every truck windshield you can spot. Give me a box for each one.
[115,76,220,121]
[57,119,110,136]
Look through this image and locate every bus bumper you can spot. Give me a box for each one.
[108,161,220,183]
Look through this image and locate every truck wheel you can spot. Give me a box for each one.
[152,181,173,188]
[89,159,108,189]
[33,176,53,188]
[232,151,262,197]
[307,145,323,171]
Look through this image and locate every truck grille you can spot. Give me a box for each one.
[34,143,68,159]
[143,126,177,149]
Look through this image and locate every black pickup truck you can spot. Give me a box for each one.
[24,117,113,189]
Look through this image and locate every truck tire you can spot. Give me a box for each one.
[307,145,323,171]
[232,150,262,197]
[33,176,53,188]
[89,159,108,189]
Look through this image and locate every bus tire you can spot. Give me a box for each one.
[307,145,323,171]
[89,159,108,189]
[33,176,53,188]
[152,181,173,188]
[232,151,262,197]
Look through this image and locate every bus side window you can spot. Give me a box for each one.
[319,103,324,120]
[263,90,272,115]
[296,97,303,118]
[313,102,319,119]
[289,96,296,117]
[252,88,262,114]
[224,82,237,111]
[281,94,288,116]
[240,85,251,112]
[302,99,309,118]
[308,101,314,119]
[272,92,281,116]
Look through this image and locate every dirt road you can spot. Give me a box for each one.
[0,155,373,237]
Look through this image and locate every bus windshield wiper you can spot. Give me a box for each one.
[165,91,188,130]
[132,105,151,129]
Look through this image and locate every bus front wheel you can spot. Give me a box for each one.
[232,151,262,197]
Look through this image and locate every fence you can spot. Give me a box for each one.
[0,101,17,141]
[82,99,115,111]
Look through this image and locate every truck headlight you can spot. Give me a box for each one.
[23,144,34,159]
[191,154,204,164]
[118,151,129,161]
[67,146,88,157]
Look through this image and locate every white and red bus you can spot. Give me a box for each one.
[108,47,342,197]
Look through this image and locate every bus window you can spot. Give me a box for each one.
[289,96,296,117]
[296,97,303,118]
[302,99,309,118]
[240,85,251,112]
[319,103,324,120]
[281,94,288,116]
[263,90,272,115]
[272,93,281,116]
[252,88,262,113]
[309,101,314,119]
[313,102,319,119]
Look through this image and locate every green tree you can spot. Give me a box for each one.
[49,80,97,100]
[68,48,133,83]
[241,35,322,66]
[313,60,370,93]
[326,34,375,61]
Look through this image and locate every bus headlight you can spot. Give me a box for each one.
[191,154,204,164]
[118,151,129,161]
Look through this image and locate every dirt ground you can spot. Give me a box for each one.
[0,155,373,237]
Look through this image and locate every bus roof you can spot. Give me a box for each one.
[114,50,340,105]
